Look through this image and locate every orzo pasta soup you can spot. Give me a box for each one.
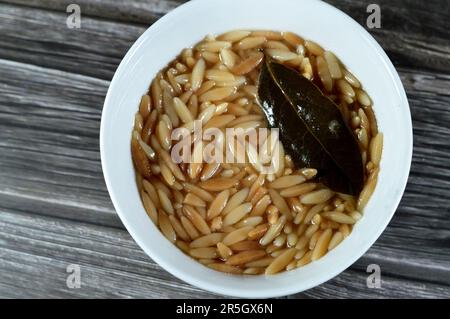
[131,30,383,275]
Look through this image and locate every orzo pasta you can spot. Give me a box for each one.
[131,30,382,275]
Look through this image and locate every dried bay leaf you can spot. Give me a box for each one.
[257,59,363,195]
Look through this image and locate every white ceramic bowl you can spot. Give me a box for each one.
[100,0,412,298]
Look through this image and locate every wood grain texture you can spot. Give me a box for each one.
[0,59,118,227]
[0,0,449,80]
[0,0,449,298]
[0,3,145,79]
[2,209,449,299]
[0,210,221,298]
[1,0,187,23]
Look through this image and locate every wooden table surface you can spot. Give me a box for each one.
[0,0,449,298]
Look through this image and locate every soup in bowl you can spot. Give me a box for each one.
[100,0,412,297]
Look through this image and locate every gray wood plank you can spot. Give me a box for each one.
[1,0,448,75]
[0,3,146,79]
[0,59,119,227]
[1,209,448,298]
[0,209,223,298]
[0,0,187,23]
[292,269,450,299]
[329,0,450,73]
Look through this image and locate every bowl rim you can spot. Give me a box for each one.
[100,0,412,298]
